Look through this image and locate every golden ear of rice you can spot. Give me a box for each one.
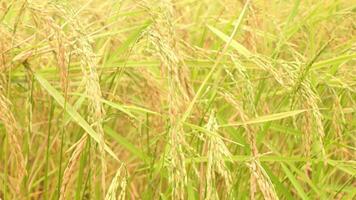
[145,0,194,199]
[27,4,70,96]
[204,110,233,199]
[286,64,326,170]
[105,163,127,200]
[59,135,87,200]
[166,125,188,199]
[0,90,26,194]
[249,160,279,200]
[51,2,109,194]
[222,91,279,199]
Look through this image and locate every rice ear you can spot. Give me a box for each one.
[146,0,193,198]
[59,135,87,200]
[0,90,26,194]
[204,110,233,199]
[222,91,279,200]
[105,163,127,200]
[52,2,109,194]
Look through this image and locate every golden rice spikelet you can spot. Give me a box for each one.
[59,135,87,200]
[231,56,257,114]
[46,19,70,96]
[167,125,188,199]
[105,163,127,200]
[331,90,346,138]
[0,85,26,194]
[52,2,108,193]
[248,160,279,200]
[284,62,326,175]
[146,0,193,198]
[27,4,70,96]
[205,110,233,200]
[222,91,279,200]
[302,107,312,157]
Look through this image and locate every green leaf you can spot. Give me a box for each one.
[327,160,356,176]
[101,99,137,119]
[69,93,159,119]
[181,1,250,123]
[34,73,118,161]
[312,53,356,69]
[220,110,307,127]
[207,25,252,58]
[183,122,243,147]
[262,164,294,200]
[104,126,150,163]
[281,163,309,200]
[102,99,159,117]
[105,21,152,66]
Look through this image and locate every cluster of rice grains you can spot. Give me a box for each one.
[145,0,193,198]
[222,91,278,200]
[47,3,128,200]
[203,111,233,200]
[0,81,26,195]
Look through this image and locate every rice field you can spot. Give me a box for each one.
[0,0,355,199]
